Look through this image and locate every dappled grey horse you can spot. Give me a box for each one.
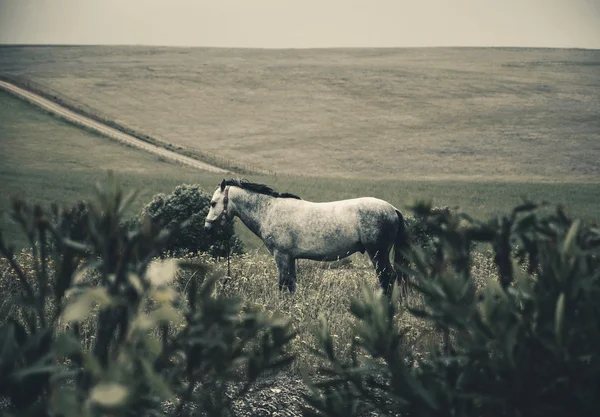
[204,179,409,295]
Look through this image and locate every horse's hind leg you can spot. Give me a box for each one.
[367,248,395,296]
[274,251,297,293]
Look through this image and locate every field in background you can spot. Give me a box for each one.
[0,90,223,245]
[2,89,600,252]
[0,46,599,181]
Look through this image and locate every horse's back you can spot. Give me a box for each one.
[276,196,397,242]
[275,196,396,219]
[322,197,397,219]
[265,196,397,259]
[300,196,394,211]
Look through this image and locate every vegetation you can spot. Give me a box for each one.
[2,44,600,416]
[304,201,600,417]
[2,175,600,416]
[142,183,243,258]
[0,174,295,417]
[3,84,600,251]
[0,89,224,247]
[3,87,600,253]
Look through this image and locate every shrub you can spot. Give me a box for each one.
[304,201,600,417]
[0,173,294,417]
[142,184,243,258]
[405,206,451,250]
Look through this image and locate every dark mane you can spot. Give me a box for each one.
[224,179,302,200]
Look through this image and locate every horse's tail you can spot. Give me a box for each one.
[393,209,410,288]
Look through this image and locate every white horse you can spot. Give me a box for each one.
[204,179,409,294]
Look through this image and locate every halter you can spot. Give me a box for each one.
[206,185,230,225]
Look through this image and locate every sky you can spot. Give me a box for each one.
[0,0,599,49]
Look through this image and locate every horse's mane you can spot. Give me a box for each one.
[224,179,302,200]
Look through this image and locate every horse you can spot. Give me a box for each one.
[204,179,410,295]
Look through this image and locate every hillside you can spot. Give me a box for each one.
[1,45,598,181]
[0,89,228,245]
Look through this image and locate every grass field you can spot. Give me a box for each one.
[0,90,226,245]
[2,88,600,252]
[1,45,599,181]
[1,47,600,412]
[2,45,600,249]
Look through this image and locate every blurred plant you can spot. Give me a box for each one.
[0,172,294,417]
[405,206,451,251]
[304,201,600,417]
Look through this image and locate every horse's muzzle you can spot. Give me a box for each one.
[204,222,213,232]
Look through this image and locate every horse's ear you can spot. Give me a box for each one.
[220,179,226,191]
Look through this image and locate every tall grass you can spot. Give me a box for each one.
[169,249,500,373]
[0,247,499,375]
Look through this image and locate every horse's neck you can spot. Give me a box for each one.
[230,188,272,239]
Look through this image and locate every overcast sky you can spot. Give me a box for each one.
[0,0,599,49]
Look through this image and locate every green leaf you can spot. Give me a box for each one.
[12,364,62,379]
[0,320,24,360]
[53,332,82,357]
[127,272,144,294]
[61,238,91,253]
[62,288,111,323]
[146,259,179,286]
[405,374,439,411]
[89,382,129,408]
[513,201,538,213]
[134,305,184,331]
[503,324,519,366]
[50,386,80,417]
[140,359,174,400]
[555,292,566,345]
[82,352,104,379]
[562,219,580,255]
[117,189,140,217]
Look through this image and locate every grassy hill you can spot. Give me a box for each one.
[1,46,600,250]
[2,88,600,252]
[0,45,598,181]
[0,90,226,245]
[2,47,599,416]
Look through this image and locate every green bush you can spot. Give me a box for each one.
[5,174,600,417]
[0,173,294,417]
[304,201,600,417]
[405,206,451,250]
[142,184,243,258]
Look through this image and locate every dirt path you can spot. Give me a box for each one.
[0,79,232,174]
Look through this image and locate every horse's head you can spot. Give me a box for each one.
[204,179,231,232]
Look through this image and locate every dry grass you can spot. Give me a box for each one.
[0,89,226,245]
[0,247,500,375]
[177,249,500,373]
[1,45,599,181]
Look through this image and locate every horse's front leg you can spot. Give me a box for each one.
[274,251,297,293]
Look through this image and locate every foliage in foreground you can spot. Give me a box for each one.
[0,174,295,417]
[3,173,600,417]
[304,201,600,417]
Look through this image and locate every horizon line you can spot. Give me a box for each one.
[0,42,599,52]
